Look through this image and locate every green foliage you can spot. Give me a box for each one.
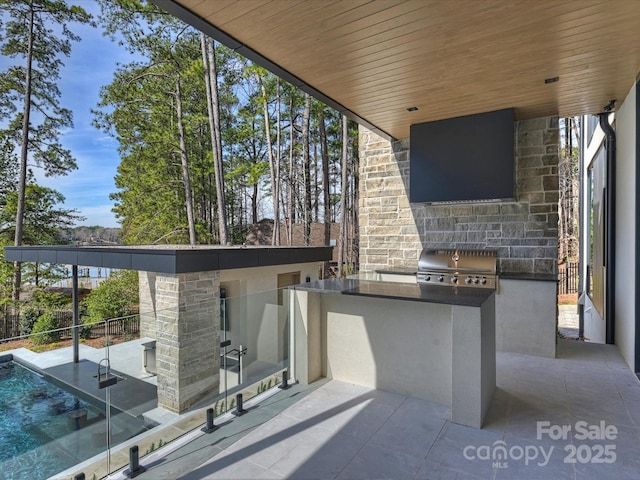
[19,304,40,336]
[30,289,68,307]
[92,0,360,251]
[31,311,61,345]
[0,246,15,305]
[0,0,93,301]
[0,183,81,290]
[0,184,82,244]
[19,289,68,336]
[61,226,122,245]
[0,0,93,176]
[82,270,139,322]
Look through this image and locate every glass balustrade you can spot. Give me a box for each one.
[0,285,293,479]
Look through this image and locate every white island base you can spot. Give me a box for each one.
[290,280,496,429]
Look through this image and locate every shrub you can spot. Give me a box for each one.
[19,305,41,336]
[19,289,69,336]
[83,270,139,323]
[31,289,67,308]
[79,316,98,340]
[31,311,61,345]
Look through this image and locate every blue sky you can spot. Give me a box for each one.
[1,1,136,228]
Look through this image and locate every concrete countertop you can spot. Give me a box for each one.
[293,278,494,307]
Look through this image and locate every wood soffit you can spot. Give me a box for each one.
[160,0,640,140]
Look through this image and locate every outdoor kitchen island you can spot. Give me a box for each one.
[290,278,496,428]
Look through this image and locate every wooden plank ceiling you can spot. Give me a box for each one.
[164,0,640,139]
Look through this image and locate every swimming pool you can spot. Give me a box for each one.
[0,359,151,480]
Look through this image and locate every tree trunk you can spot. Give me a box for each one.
[257,72,280,245]
[274,79,281,246]
[302,93,312,246]
[337,115,348,277]
[319,109,331,278]
[201,34,229,244]
[313,141,320,222]
[287,95,295,245]
[175,79,197,245]
[251,183,258,224]
[352,127,360,270]
[12,4,36,302]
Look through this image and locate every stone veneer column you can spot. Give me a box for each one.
[358,133,422,269]
[155,271,220,413]
[359,117,559,276]
[138,271,157,339]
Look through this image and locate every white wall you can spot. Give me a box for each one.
[581,114,607,344]
[582,294,605,344]
[614,83,637,369]
[322,294,453,405]
[495,279,557,357]
[219,262,321,366]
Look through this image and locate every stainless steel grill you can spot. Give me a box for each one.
[417,249,498,289]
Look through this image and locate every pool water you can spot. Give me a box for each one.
[0,360,149,480]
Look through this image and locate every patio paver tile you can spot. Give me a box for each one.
[337,442,424,480]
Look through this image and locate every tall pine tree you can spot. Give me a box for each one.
[0,0,93,300]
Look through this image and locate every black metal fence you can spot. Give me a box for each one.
[0,310,140,342]
[558,262,579,295]
[80,315,140,339]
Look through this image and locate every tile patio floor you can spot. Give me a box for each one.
[126,339,640,480]
[558,304,580,339]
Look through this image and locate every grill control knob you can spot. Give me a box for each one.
[480,277,487,285]
[451,276,458,284]
[473,277,479,284]
[425,275,431,282]
[465,276,472,285]
[438,276,444,282]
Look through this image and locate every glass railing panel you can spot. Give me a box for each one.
[0,306,167,480]
[0,285,294,479]
[103,287,290,478]
[220,288,290,408]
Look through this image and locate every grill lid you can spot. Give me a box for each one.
[418,249,497,274]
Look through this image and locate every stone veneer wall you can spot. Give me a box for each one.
[139,271,157,338]
[359,117,559,275]
[154,271,221,413]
